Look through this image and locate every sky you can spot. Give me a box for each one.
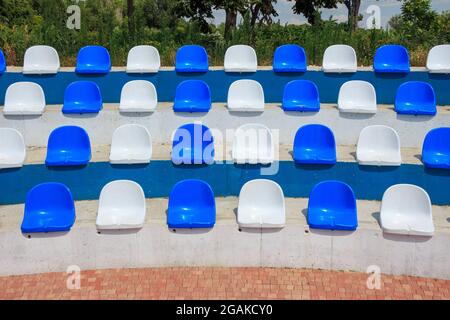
[212,0,450,28]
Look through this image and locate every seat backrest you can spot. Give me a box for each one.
[64,81,102,112]
[373,44,409,72]
[357,125,400,153]
[0,49,5,74]
[239,179,284,212]
[233,123,273,160]
[309,181,356,212]
[338,80,376,112]
[4,82,46,109]
[169,179,215,209]
[120,80,157,110]
[48,126,91,152]
[76,45,111,73]
[322,44,357,72]
[175,45,208,72]
[273,44,307,71]
[423,127,450,154]
[294,124,335,150]
[25,182,75,214]
[126,45,160,73]
[0,128,25,155]
[175,80,211,105]
[381,184,431,218]
[396,81,435,106]
[23,45,60,74]
[426,45,450,72]
[224,45,257,72]
[227,80,264,110]
[111,124,152,152]
[99,180,145,212]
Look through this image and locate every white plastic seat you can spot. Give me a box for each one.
[322,45,357,73]
[224,45,257,72]
[357,125,401,166]
[126,45,160,73]
[0,128,26,169]
[23,45,60,74]
[119,80,157,112]
[238,179,285,228]
[227,80,264,112]
[232,123,274,164]
[110,124,152,164]
[380,184,434,236]
[3,82,46,115]
[96,180,147,230]
[337,80,377,113]
[426,45,450,73]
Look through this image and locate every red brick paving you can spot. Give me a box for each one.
[0,267,449,300]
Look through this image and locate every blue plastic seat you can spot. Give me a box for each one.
[21,182,76,233]
[395,81,436,115]
[46,126,91,166]
[173,80,211,112]
[0,49,5,74]
[175,45,208,73]
[63,81,103,114]
[167,179,216,228]
[172,123,214,165]
[293,124,336,164]
[282,80,320,112]
[422,127,450,169]
[373,45,410,73]
[273,44,307,72]
[75,45,111,74]
[307,181,358,230]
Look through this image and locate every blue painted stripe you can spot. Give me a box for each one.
[0,70,449,105]
[1,161,449,206]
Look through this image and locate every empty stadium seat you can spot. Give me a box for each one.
[422,127,450,169]
[380,184,434,236]
[96,180,147,230]
[23,45,60,74]
[373,44,410,73]
[173,80,211,112]
[282,80,320,112]
[426,45,450,73]
[237,179,285,228]
[75,45,111,74]
[3,82,46,115]
[307,181,358,230]
[233,123,274,164]
[0,128,26,169]
[337,80,377,114]
[175,45,208,73]
[126,45,160,73]
[356,125,401,166]
[0,49,5,74]
[395,81,436,115]
[119,80,157,112]
[110,124,152,164]
[227,80,264,112]
[293,124,336,164]
[322,44,357,73]
[21,182,76,233]
[63,81,102,114]
[224,45,257,72]
[167,179,216,228]
[172,123,214,165]
[273,44,307,72]
[46,126,91,166]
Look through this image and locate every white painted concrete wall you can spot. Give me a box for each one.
[1,198,448,279]
[1,104,449,148]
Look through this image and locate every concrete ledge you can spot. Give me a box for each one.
[0,197,448,278]
[1,103,449,148]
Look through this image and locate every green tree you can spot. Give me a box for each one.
[289,0,340,25]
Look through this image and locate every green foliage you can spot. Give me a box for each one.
[0,0,447,67]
